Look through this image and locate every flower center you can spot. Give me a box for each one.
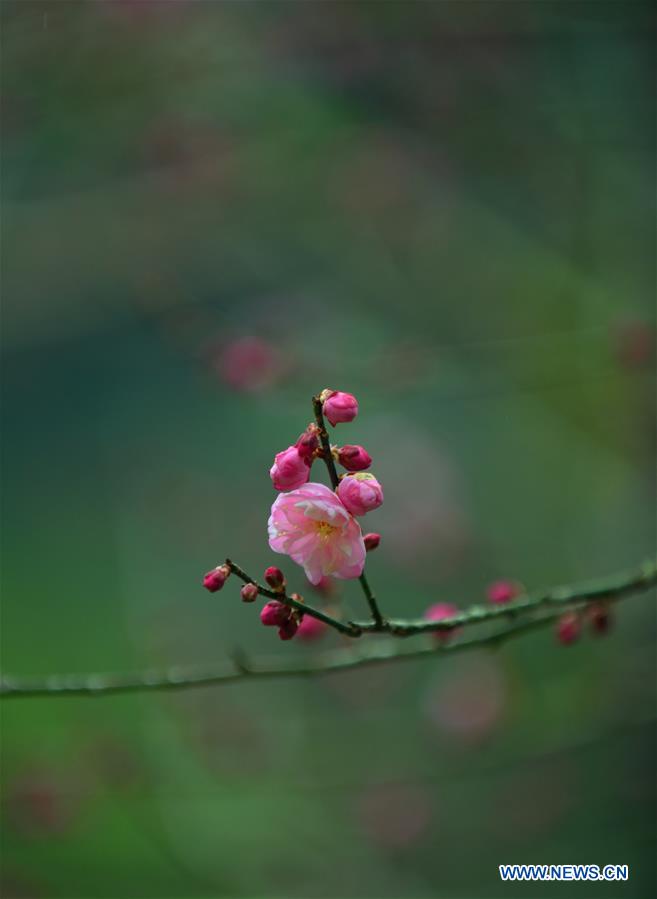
[316,521,337,541]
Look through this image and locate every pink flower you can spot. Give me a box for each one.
[337,473,383,517]
[323,390,358,426]
[297,615,328,641]
[424,602,462,643]
[268,483,366,584]
[270,446,310,491]
[337,444,372,472]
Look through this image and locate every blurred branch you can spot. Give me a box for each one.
[1,558,654,699]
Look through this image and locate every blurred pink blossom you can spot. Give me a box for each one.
[423,654,507,743]
[215,336,282,393]
[297,614,329,641]
[424,602,462,644]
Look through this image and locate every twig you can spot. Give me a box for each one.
[1,558,654,699]
[225,559,361,637]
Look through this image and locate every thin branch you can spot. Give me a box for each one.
[311,394,341,491]
[1,558,654,699]
[0,610,568,700]
[312,392,385,625]
[225,559,361,637]
[357,572,384,629]
[353,556,657,636]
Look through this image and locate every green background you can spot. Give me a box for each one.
[1,2,655,897]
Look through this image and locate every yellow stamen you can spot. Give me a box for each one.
[317,521,337,540]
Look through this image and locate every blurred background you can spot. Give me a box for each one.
[1,1,655,897]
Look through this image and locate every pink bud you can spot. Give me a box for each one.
[297,614,328,641]
[556,612,581,646]
[364,532,381,552]
[270,445,310,492]
[424,602,462,643]
[260,600,290,627]
[295,425,320,463]
[323,390,359,426]
[337,473,384,517]
[203,565,230,593]
[486,580,522,604]
[264,566,286,590]
[240,583,259,603]
[278,617,299,640]
[337,445,372,472]
[588,603,611,635]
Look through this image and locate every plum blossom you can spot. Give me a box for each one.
[268,483,366,584]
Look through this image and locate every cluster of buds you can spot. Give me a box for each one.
[260,597,300,641]
[556,602,612,646]
[269,390,378,501]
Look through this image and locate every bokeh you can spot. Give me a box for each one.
[1,2,655,897]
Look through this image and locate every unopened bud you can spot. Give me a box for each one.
[295,425,320,463]
[240,583,259,603]
[260,600,290,627]
[322,390,359,426]
[588,603,611,635]
[278,617,299,640]
[364,532,381,552]
[337,473,383,517]
[486,579,522,604]
[556,612,581,646]
[337,444,372,472]
[203,564,230,593]
[264,566,286,591]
